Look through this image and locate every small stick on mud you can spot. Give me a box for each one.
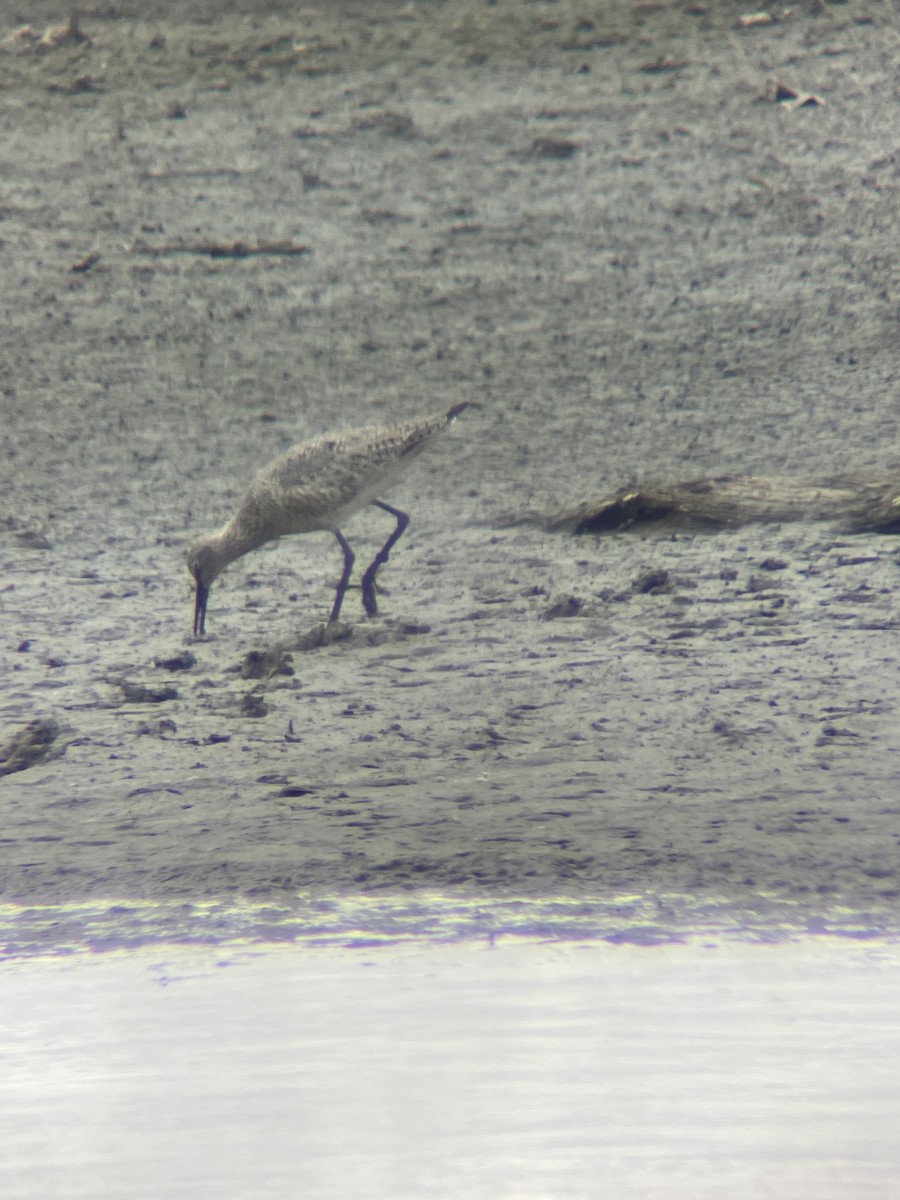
[139,168,258,179]
[128,237,309,258]
[70,251,100,272]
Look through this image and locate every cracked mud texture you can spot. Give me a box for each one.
[2,0,900,950]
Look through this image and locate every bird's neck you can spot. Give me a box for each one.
[205,517,270,578]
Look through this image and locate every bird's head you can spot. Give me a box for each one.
[186,540,226,589]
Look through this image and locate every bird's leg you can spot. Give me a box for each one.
[361,501,410,616]
[330,530,355,623]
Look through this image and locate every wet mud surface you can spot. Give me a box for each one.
[2,0,900,951]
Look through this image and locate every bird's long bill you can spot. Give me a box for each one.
[193,580,210,637]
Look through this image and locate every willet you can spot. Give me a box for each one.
[187,402,468,635]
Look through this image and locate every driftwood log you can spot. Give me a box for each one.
[514,473,900,536]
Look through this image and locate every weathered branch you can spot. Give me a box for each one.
[506,473,900,536]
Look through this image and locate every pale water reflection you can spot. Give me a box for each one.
[3,923,900,1200]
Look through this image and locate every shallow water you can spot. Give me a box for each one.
[3,928,900,1200]
[2,888,893,961]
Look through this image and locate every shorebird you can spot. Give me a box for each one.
[187,402,468,635]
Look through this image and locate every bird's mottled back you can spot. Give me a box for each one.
[249,405,466,533]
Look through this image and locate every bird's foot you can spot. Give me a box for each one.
[362,577,388,617]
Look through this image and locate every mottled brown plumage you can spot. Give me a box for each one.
[187,403,468,635]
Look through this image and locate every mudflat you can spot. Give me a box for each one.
[2,0,899,953]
